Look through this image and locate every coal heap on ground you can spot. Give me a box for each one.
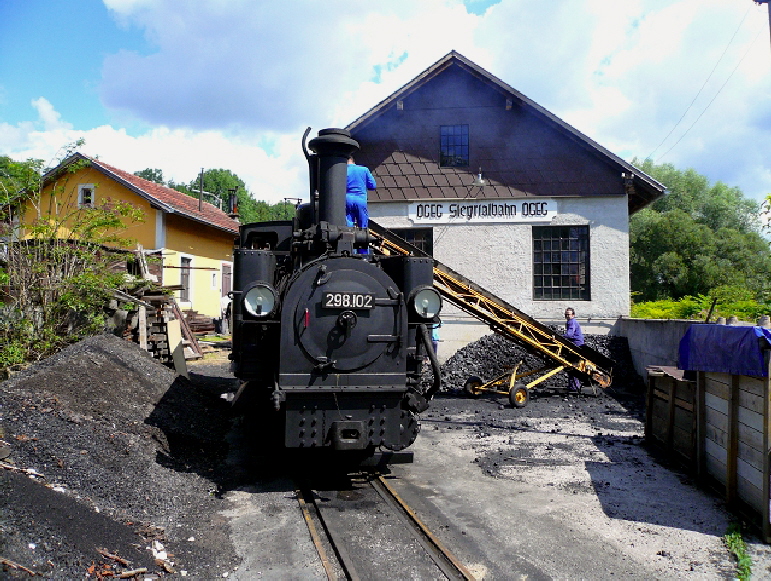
[0,334,238,579]
[432,330,643,393]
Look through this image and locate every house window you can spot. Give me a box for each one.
[78,184,94,207]
[390,228,434,256]
[180,257,192,302]
[439,125,469,168]
[532,226,590,301]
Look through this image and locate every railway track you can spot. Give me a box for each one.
[297,473,475,580]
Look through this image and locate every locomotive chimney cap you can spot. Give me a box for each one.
[308,128,359,157]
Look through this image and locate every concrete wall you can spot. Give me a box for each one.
[610,318,706,378]
[371,195,630,320]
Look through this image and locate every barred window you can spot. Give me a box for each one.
[439,125,469,168]
[532,226,590,300]
[390,227,433,256]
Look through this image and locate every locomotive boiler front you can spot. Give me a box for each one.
[230,128,441,456]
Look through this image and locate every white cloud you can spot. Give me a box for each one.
[3,99,308,203]
[4,0,771,208]
[31,97,73,132]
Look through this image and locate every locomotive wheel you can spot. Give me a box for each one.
[464,375,484,397]
[509,384,529,408]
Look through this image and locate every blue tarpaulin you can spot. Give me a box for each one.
[679,325,771,377]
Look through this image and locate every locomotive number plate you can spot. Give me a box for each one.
[322,291,374,309]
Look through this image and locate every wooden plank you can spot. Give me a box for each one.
[705,392,728,415]
[739,375,764,398]
[672,425,694,459]
[138,305,147,351]
[673,406,693,432]
[705,423,727,448]
[739,386,763,415]
[737,476,764,514]
[705,437,727,464]
[705,374,730,400]
[697,371,706,477]
[738,423,764,454]
[707,372,732,386]
[167,318,188,379]
[667,374,677,450]
[738,441,764,475]
[645,373,658,439]
[705,452,727,485]
[675,380,696,403]
[650,415,669,445]
[674,397,694,413]
[705,405,728,433]
[737,458,763,490]
[726,375,740,505]
[738,406,763,433]
[653,388,671,401]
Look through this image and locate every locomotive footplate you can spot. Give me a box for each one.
[284,392,419,451]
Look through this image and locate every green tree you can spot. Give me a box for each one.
[133,168,165,184]
[183,168,299,224]
[630,160,771,301]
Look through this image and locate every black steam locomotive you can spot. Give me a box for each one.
[229,128,442,460]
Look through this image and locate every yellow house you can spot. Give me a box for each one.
[31,153,239,319]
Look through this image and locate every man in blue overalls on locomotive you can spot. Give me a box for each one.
[346,155,376,229]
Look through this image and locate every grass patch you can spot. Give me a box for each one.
[724,522,752,580]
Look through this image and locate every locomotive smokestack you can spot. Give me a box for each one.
[307,128,359,227]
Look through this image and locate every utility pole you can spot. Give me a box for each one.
[757,0,771,50]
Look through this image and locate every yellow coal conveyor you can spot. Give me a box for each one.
[368,221,614,407]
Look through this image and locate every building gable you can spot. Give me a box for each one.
[347,52,664,214]
[42,154,240,236]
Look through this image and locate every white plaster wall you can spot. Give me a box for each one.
[370,195,630,319]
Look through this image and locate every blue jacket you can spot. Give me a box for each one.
[346,164,376,198]
[565,318,584,347]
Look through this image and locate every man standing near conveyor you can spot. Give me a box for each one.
[564,307,584,393]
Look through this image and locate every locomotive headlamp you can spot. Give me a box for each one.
[410,286,442,319]
[243,284,276,317]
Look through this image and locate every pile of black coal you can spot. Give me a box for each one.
[425,329,643,393]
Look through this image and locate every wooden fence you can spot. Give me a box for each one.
[647,363,771,541]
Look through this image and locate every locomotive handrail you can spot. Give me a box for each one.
[367,221,613,387]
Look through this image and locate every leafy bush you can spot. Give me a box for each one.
[1,146,143,377]
[631,291,770,322]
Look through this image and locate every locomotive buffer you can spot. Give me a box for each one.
[367,221,614,407]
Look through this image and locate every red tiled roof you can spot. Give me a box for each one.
[46,154,240,235]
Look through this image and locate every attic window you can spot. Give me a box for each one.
[439,125,469,168]
[78,184,94,208]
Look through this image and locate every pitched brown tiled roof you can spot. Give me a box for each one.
[346,51,665,214]
[46,154,240,234]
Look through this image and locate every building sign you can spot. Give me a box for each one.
[408,199,556,224]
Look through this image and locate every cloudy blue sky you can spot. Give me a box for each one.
[1,0,770,207]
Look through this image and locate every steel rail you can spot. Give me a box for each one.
[367,221,613,387]
[296,488,339,580]
[298,475,474,581]
[372,475,476,581]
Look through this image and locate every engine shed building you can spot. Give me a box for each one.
[346,51,665,327]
